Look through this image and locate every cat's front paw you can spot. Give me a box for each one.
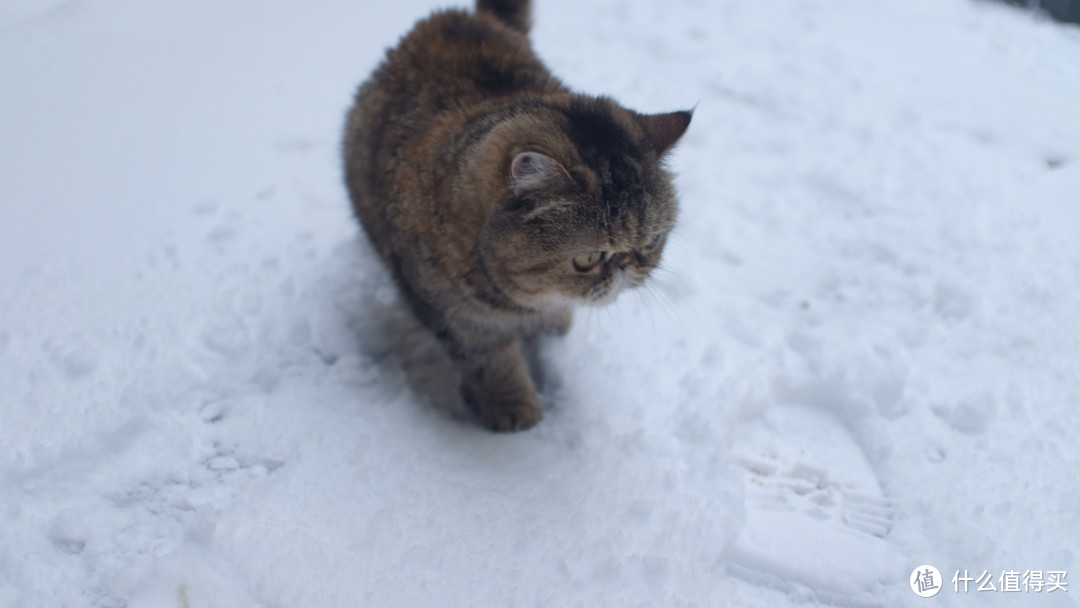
[481,400,543,432]
[462,383,543,432]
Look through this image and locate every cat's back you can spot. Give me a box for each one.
[380,9,559,106]
[345,8,561,163]
[344,7,564,258]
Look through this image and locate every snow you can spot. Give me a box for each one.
[1,0,1078,606]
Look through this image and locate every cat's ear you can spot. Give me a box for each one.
[636,110,693,156]
[510,151,568,195]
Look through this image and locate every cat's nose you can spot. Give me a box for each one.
[610,252,630,271]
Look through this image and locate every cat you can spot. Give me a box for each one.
[343,0,691,432]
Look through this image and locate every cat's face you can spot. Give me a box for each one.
[486,181,677,309]
[481,101,690,311]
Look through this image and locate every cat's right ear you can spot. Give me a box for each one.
[636,110,693,156]
[510,151,567,195]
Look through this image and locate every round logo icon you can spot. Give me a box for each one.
[910,565,943,598]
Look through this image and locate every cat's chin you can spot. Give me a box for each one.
[583,272,636,308]
[584,291,621,308]
[526,289,618,310]
[517,291,580,312]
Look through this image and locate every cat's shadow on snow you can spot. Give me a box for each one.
[332,238,555,427]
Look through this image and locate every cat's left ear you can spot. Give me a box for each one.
[635,110,693,156]
[510,151,568,195]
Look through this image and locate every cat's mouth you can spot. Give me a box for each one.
[585,270,639,307]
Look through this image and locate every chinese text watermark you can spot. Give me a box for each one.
[910,566,1068,597]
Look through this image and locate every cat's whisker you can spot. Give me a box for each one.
[580,302,605,345]
[640,281,685,338]
[649,263,687,281]
[630,287,662,346]
[631,284,660,340]
[582,304,597,342]
[644,268,696,333]
[666,234,697,258]
[649,262,706,328]
[586,302,616,346]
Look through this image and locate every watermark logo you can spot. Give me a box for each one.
[911,565,943,598]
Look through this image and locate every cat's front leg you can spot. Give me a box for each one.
[457,339,542,432]
[543,308,574,336]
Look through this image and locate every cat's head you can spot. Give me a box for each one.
[481,97,691,311]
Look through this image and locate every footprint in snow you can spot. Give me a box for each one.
[730,405,897,607]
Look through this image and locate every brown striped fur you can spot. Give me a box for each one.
[343,0,690,431]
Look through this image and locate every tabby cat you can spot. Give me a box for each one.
[343,0,691,431]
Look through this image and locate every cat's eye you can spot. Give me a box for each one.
[572,251,605,272]
[646,233,665,249]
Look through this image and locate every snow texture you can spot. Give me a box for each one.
[1,0,1078,606]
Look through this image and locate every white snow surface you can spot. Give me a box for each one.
[2,0,1079,606]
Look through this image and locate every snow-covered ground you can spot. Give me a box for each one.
[2,0,1078,606]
